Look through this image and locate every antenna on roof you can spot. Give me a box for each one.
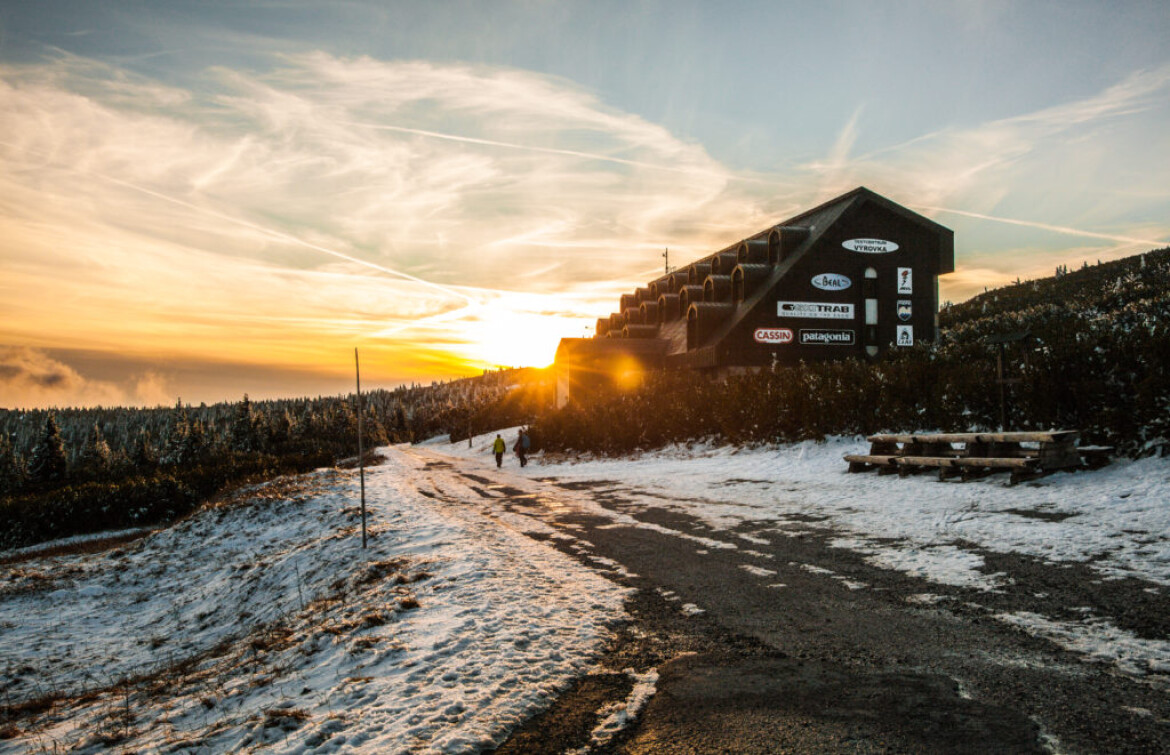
[663,247,674,275]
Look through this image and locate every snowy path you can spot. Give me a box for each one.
[423,434,1170,682]
[0,450,629,754]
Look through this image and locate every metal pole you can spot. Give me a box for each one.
[997,344,1006,432]
[355,348,367,549]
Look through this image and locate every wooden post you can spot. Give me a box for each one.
[355,348,367,549]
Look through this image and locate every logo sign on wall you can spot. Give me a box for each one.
[811,273,852,291]
[896,325,913,346]
[800,329,855,346]
[777,301,854,319]
[754,328,794,344]
[897,267,913,294]
[842,238,899,254]
[897,300,912,322]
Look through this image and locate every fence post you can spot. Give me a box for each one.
[355,348,367,549]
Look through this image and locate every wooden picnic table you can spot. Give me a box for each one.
[844,430,1109,484]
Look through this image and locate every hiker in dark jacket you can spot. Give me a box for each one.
[514,430,528,468]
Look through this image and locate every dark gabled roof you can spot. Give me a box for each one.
[685,187,953,353]
[782,186,952,237]
[565,186,954,363]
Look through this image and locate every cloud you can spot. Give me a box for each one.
[800,65,1170,248]
[133,371,175,407]
[2,49,1167,407]
[0,347,126,409]
[0,50,775,406]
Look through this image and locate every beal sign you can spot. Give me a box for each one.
[842,238,899,254]
[811,273,852,291]
[754,328,794,344]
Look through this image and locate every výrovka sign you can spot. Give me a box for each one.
[842,238,899,254]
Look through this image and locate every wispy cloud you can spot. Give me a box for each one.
[796,65,1170,299]
[0,51,768,403]
[2,46,1167,406]
[913,205,1167,247]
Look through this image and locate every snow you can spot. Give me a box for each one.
[568,667,660,754]
[0,451,629,754]
[430,433,1170,680]
[3,431,1170,751]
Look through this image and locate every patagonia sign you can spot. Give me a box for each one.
[753,328,794,344]
[842,238,899,254]
[777,301,854,319]
[800,329,855,346]
[811,273,852,291]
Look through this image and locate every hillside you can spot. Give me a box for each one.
[943,247,1170,330]
[4,432,1170,752]
[532,246,1170,455]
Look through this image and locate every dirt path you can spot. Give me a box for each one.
[406,448,1170,754]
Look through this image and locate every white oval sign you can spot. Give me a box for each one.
[811,273,852,291]
[843,238,899,254]
[754,328,794,344]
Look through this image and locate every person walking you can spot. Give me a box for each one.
[492,434,506,468]
[514,430,528,468]
[520,429,531,467]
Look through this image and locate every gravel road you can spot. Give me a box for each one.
[409,449,1170,754]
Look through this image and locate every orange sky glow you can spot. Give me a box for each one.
[2,4,1168,409]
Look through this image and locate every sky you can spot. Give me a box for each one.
[1,1,1168,409]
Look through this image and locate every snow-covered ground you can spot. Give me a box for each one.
[0,452,629,753]
[3,432,1168,752]
[428,433,1170,679]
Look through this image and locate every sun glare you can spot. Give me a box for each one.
[463,306,582,370]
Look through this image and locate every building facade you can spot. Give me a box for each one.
[555,187,954,406]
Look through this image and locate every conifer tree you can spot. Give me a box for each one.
[230,394,261,453]
[0,432,27,495]
[188,418,208,462]
[163,399,193,465]
[79,423,113,479]
[28,414,68,485]
[130,428,157,470]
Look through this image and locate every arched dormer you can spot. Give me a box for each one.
[738,239,768,264]
[703,274,732,303]
[657,293,681,323]
[687,301,735,350]
[732,264,771,302]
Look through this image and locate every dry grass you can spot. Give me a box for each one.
[0,531,154,566]
[263,707,311,726]
[335,452,387,470]
[204,469,341,513]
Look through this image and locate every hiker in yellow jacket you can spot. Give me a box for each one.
[492,434,506,468]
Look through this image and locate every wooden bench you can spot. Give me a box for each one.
[844,430,1107,484]
[1077,445,1115,469]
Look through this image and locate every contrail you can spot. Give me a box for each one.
[102,175,477,305]
[90,171,489,333]
[339,120,771,184]
[0,139,483,332]
[914,205,1167,247]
